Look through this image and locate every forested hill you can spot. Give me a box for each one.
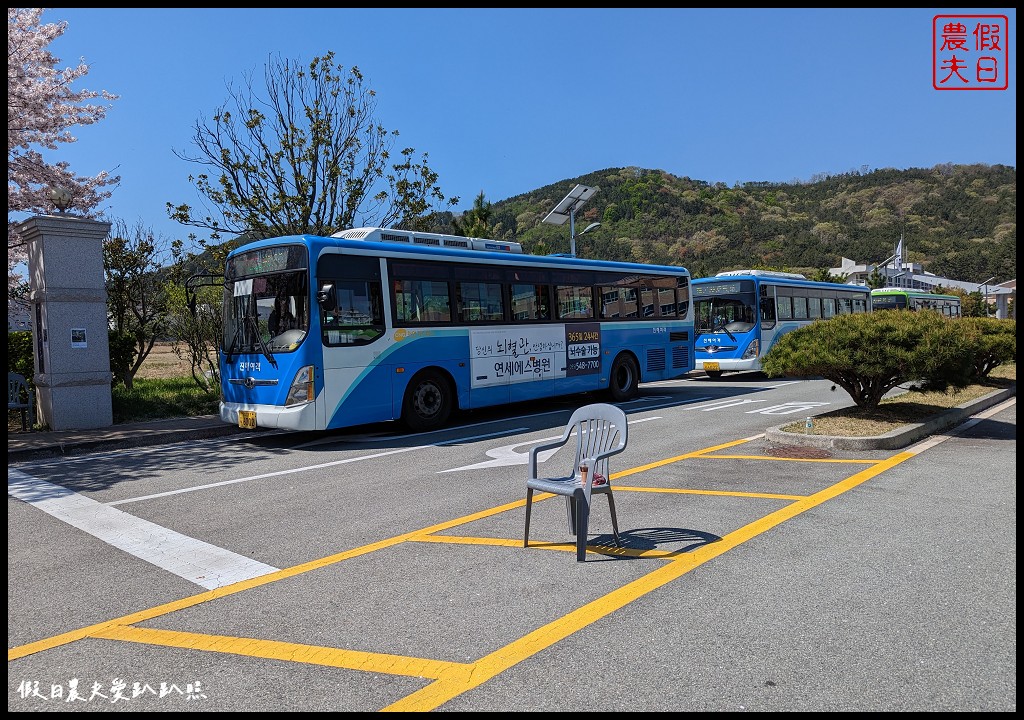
[419,163,1016,284]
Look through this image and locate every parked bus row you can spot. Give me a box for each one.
[195,229,964,432]
[692,273,962,377]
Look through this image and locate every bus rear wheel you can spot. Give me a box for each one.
[608,354,639,402]
[402,370,453,432]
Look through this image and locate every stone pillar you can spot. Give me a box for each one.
[19,215,113,430]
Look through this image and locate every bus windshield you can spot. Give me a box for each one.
[223,245,310,357]
[694,280,757,336]
[871,296,907,311]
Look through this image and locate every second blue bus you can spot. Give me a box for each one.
[692,270,872,378]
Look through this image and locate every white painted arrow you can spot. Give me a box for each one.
[440,417,658,473]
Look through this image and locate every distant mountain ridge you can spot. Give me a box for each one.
[418,163,1015,284]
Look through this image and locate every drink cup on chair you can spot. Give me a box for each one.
[579,462,589,485]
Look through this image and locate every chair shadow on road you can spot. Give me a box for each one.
[584,526,722,561]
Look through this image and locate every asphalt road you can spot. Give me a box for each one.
[7,374,1017,711]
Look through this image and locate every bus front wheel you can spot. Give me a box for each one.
[608,354,640,402]
[402,370,453,432]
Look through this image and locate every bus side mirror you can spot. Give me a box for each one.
[317,284,337,311]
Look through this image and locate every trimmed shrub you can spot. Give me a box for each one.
[762,310,979,411]
[958,316,1016,379]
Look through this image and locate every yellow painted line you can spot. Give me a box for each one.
[92,625,470,679]
[699,454,877,464]
[612,435,765,480]
[3,433,803,661]
[413,535,525,549]
[9,500,525,661]
[414,534,683,560]
[618,486,808,501]
[384,450,916,711]
[9,430,916,713]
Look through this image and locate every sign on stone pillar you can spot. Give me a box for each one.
[19,214,113,430]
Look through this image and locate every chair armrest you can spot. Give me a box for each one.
[528,437,567,478]
[527,420,576,478]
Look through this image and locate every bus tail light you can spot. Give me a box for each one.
[285,365,315,405]
[742,340,759,360]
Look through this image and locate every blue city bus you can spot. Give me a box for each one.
[870,288,962,317]
[692,270,871,378]
[211,227,694,432]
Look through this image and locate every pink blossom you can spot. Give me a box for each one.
[7,8,120,289]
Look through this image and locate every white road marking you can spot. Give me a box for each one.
[697,398,765,411]
[8,469,279,590]
[110,428,527,506]
[440,417,661,473]
[747,401,831,415]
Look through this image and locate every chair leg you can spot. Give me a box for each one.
[524,488,534,547]
[565,496,577,536]
[575,489,589,562]
[606,491,622,547]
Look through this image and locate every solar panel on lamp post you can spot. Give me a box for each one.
[542,184,598,257]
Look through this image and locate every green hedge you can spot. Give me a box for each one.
[7,331,34,382]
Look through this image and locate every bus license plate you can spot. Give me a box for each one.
[704,361,720,372]
[238,411,256,429]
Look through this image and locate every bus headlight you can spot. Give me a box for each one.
[285,365,315,406]
[741,339,759,360]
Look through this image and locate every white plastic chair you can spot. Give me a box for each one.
[8,372,35,432]
[524,403,628,562]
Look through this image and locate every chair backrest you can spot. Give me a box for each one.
[9,373,29,405]
[564,403,628,480]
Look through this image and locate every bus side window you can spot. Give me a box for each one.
[456,281,503,323]
[510,282,549,321]
[675,281,689,319]
[792,296,808,320]
[556,284,594,320]
[807,296,822,320]
[822,297,836,318]
[776,296,793,320]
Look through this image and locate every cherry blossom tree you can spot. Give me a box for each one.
[8,8,119,290]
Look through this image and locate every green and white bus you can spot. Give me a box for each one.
[870,288,962,317]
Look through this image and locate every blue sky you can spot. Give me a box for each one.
[35,7,1017,245]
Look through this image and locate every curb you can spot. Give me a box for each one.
[764,385,1016,451]
[10,385,1016,461]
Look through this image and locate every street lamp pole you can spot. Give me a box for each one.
[980,276,996,317]
[573,222,602,259]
